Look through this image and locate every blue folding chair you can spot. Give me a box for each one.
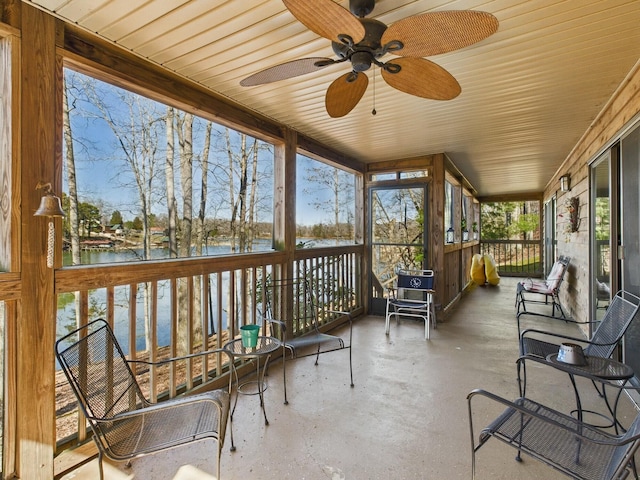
[385,269,435,340]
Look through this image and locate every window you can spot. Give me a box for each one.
[62,69,274,265]
[370,172,397,182]
[462,194,470,241]
[296,154,357,247]
[445,181,454,243]
[400,170,429,179]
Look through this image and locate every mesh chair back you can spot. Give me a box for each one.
[606,409,640,479]
[585,291,640,358]
[264,277,318,338]
[55,319,148,434]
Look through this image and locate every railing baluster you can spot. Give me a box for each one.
[150,281,158,402]
[56,246,364,446]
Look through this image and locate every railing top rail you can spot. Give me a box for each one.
[294,244,363,260]
[481,239,541,245]
[55,250,288,292]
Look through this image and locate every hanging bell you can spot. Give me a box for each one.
[34,193,65,217]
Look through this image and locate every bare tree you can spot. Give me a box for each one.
[196,122,212,256]
[83,82,164,351]
[165,107,178,258]
[177,112,194,258]
[62,74,81,266]
[302,160,355,239]
[226,130,262,252]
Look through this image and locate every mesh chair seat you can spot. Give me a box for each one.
[55,319,233,480]
[469,390,640,480]
[101,392,230,459]
[263,277,354,405]
[284,332,345,353]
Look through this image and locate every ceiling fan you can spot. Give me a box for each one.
[240,0,498,118]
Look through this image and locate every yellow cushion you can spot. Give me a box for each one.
[484,253,500,285]
[470,253,486,285]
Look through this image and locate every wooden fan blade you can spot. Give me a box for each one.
[381,10,498,57]
[240,58,332,86]
[325,72,368,118]
[381,57,461,100]
[283,0,365,44]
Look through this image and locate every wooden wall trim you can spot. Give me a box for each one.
[430,153,445,308]
[0,276,20,300]
[296,132,364,173]
[0,35,12,271]
[18,4,56,478]
[1,0,21,29]
[0,20,18,37]
[367,154,437,174]
[478,192,544,203]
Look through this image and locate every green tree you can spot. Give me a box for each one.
[78,201,101,237]
[109,210,123,225]
[481,201,539,240]
[125,216,143,231]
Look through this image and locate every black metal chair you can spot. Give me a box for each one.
[515,255,571,321]
[468,386,640,480]
[385,268,436,340]
[518,290,640,397]
[55,318,233,480]
[263,277,354,405]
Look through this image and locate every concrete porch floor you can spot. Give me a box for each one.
[60,277,639,480]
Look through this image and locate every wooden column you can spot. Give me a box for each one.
[354,173,366,311]
[430,154,445,311]
[273,128,297,266]
[17,4,57,478]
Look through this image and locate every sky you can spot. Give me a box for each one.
[63,69,355,228]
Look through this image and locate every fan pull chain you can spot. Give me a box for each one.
[372,68,377,116]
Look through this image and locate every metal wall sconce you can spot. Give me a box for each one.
[560,174,571,192]
[34,182,65,268]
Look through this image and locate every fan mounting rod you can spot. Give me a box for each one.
[350,0,375,17]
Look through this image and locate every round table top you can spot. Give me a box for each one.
[224,336,280,357]
[546,353,634,380]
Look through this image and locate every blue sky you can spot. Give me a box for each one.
[63,69,354,227]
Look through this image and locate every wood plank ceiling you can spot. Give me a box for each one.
[27,0,640,197]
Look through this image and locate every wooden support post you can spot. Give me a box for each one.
[17,5,57,479]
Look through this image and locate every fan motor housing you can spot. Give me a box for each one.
[332,18,387,72]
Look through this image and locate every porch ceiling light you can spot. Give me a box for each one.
[560,174,571,192]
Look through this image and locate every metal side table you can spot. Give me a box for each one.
[546,353,634,432]
[224,336,280,446]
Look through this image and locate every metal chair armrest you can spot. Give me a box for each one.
[127,348,233,367]
[519,327,615,353]
[467,388,635,446]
